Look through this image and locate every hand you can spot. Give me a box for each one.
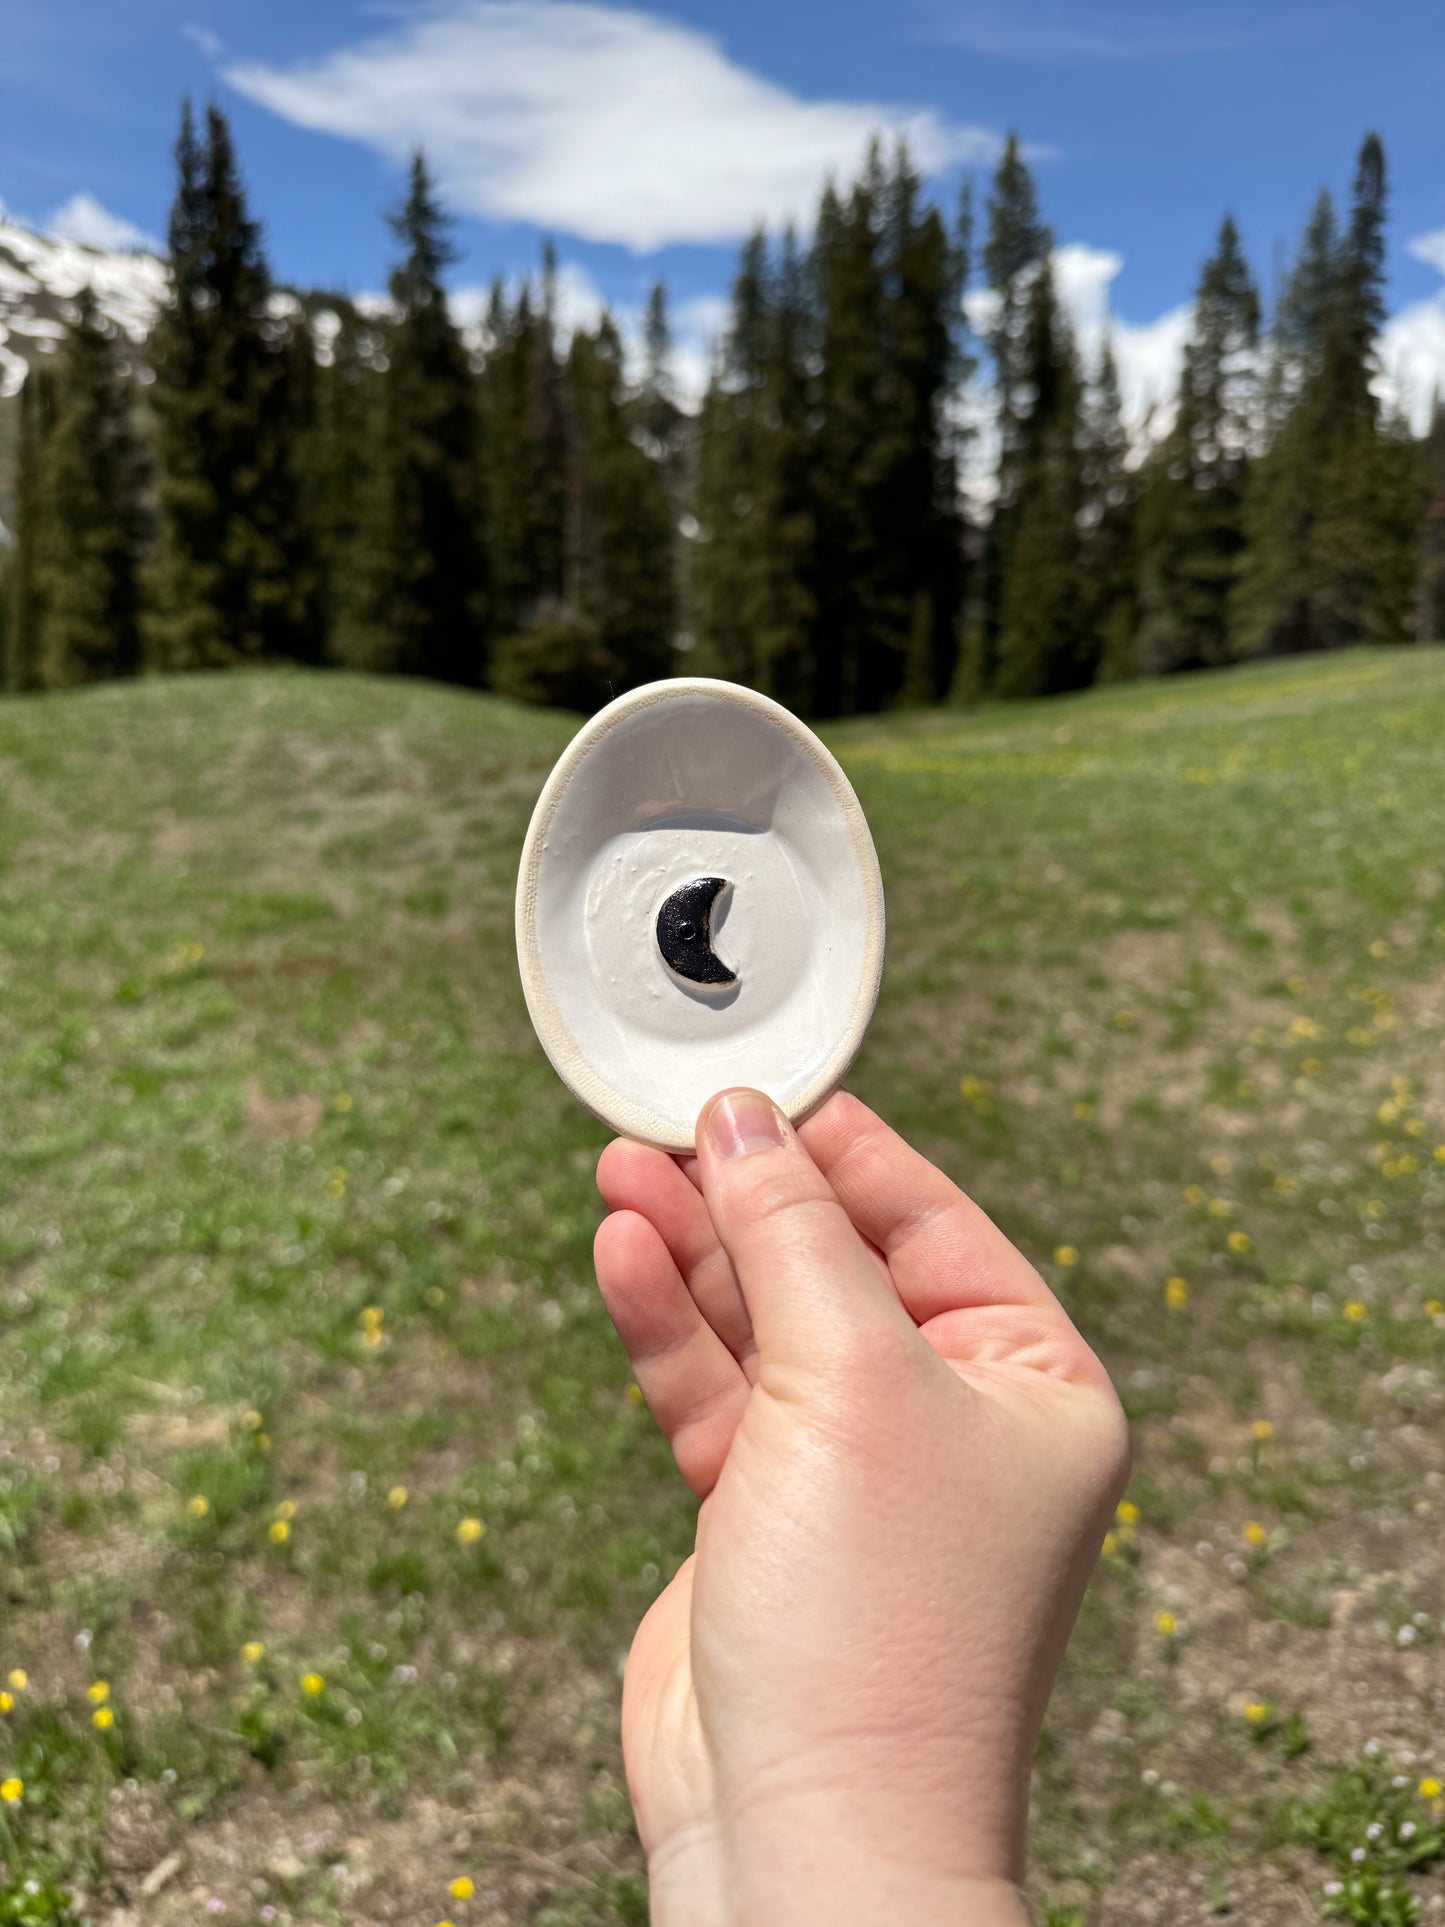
[594,1087,1129,1926]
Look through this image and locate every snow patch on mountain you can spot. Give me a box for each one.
[0,207,167,396]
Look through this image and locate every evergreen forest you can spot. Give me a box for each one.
[3,105,1443,715]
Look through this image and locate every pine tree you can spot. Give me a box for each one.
[639,282,682,465]
[811,154,892,715]
[1080,338,1139,681]
[980,135,1050,685]
[146,103,319,668]
[33,288,145,687]
[307,301,386,666]
[3,366,55,692]
[477,270,566,647]
[566,314,674,685]
[693,230,818,709]
[1146,217,1259,670]
[492,313,674,707]
[878,146,969,704]
[1234,136,1415,654]
[1417,397,1445,643]
[365,153,487,683]
[993,257,1085,697]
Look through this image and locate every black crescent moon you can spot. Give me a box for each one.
[656,876,736,986]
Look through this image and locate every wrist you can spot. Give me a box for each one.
[647,1825,1028,1927]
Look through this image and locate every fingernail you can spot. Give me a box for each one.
[707,1090,784,1161]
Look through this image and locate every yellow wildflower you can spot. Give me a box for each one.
[86,1681,109,1705]
[1369,939,1390,960]
[625,1382,645,1404]
[1153,1610,1178,1638]
[1164,1276,1189,1312]
[274,1500,297,1522]
[448,1878,475,1901]
[1208,1197,1232,1218]
[92,1707,114,1731]
[1226,1231,1252,1255]
[1116,1501,1141,1527]
[1101,1533,1119,1559]
[187,1495,209,1519]
[0,1694,10,1715]
[1251,1420,1274,1443]
[1243,1522,1268,1549]
[301,1673,324,1698]
[0,1779,21,1804]
[387,1486,409,1510]
[334,1093,354,1112]
[269,1520,291,1545]
[1243,1701,1271,1724]
[455,1517,485,1547]
[1184,1184,1206,1205]
[5,1671,25,1693]
[1343,1300,1367,1323]
[1053,1245,1079,1267]
[326,1177,346,1199]
[241,1643,265,1664]
[1426,1301,1444,1318]
[1419,1777,1442,1801]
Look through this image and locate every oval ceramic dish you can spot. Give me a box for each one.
[515,677,886,1151]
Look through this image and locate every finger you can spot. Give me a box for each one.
[694,1088,915,1372]
[597,1139,757,1373]
[593,1209,748,1496]
[798,1088,1067,1325]
[797,1093,1112,1389]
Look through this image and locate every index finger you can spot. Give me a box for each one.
[796,1089,1065,1326]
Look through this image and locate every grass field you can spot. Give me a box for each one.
[2,651,1444,1926]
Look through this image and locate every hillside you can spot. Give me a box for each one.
[2,655,1445,1923]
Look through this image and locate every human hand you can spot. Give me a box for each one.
[593,1087,1129,1926]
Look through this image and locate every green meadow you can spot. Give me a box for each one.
[2,652,1444,1925]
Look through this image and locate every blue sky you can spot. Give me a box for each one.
[3,0,1444,417]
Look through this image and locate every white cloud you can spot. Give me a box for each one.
[1406,229,1445,277]
[46,192,158,256]
[1378,236,1445,432]
[220,0,997,253]
[1051,242,1191,427]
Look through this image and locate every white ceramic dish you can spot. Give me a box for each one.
[515,677,886,1151]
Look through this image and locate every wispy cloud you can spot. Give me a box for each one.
[936,1,1280,61]
[218,0,999,253]
[46,192,158,255]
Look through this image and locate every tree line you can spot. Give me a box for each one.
[2,105,1442,714]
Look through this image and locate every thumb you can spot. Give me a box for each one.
[695,1087,914,1373]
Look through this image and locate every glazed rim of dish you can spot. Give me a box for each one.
[514,676,886,1151]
